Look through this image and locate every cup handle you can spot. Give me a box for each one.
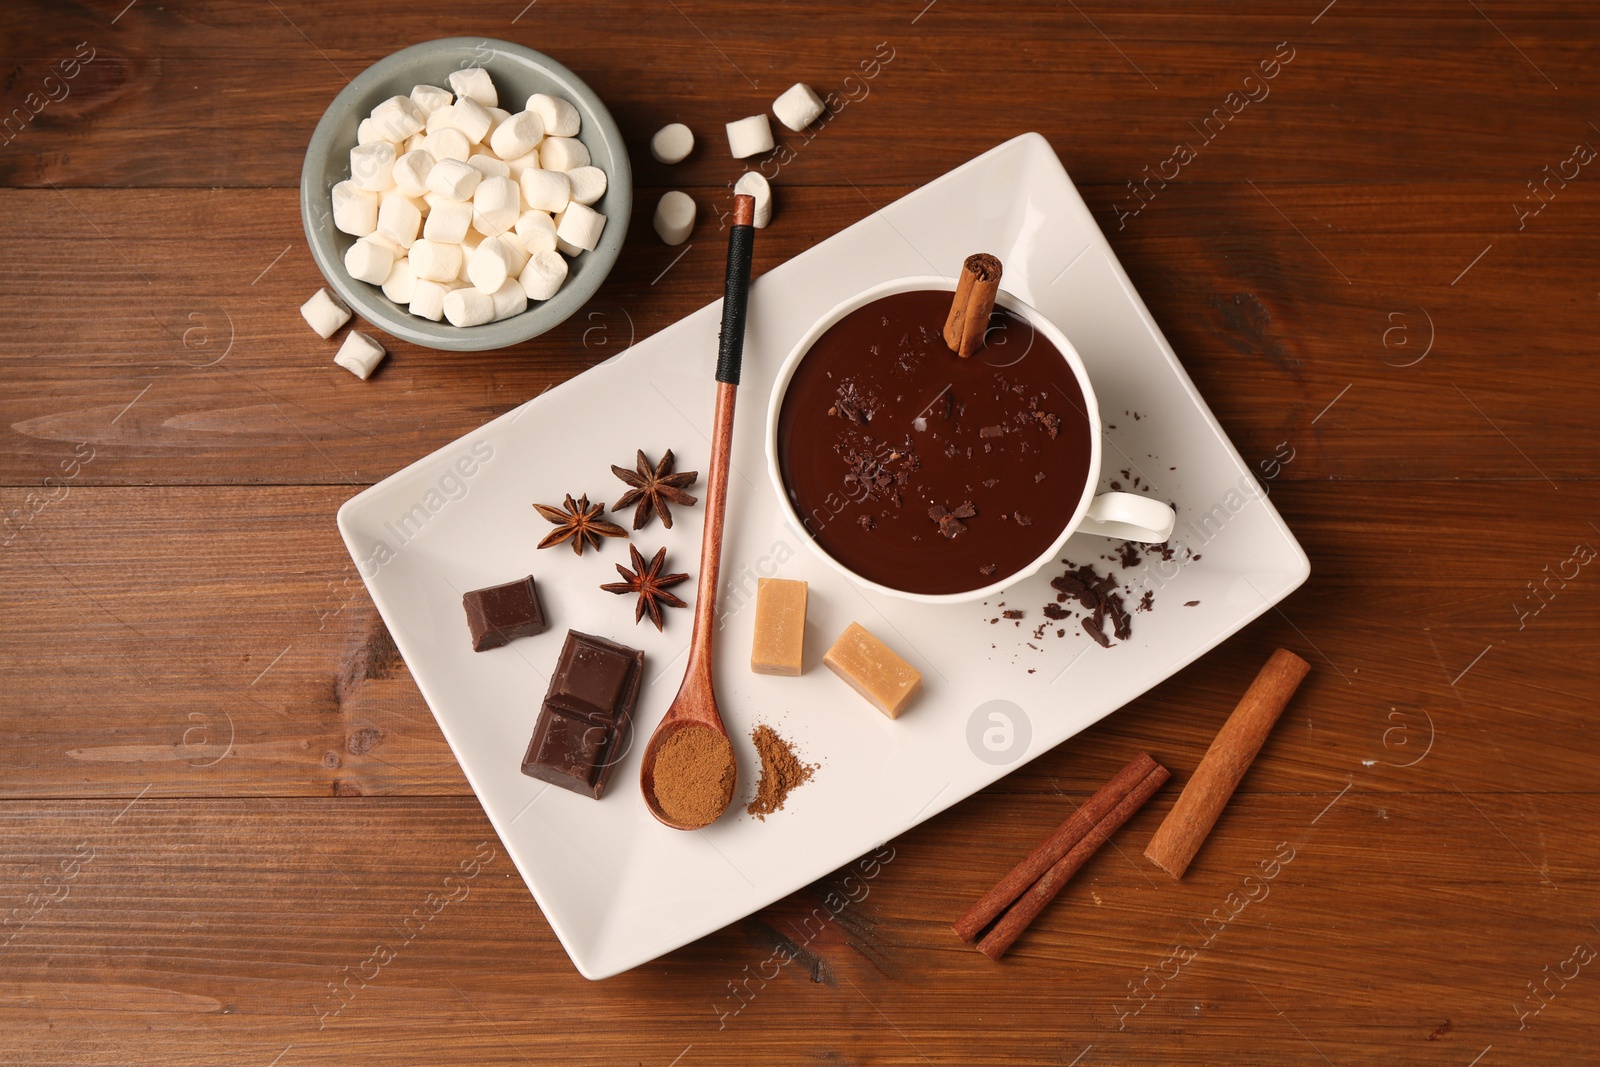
[1077,492,1175,543]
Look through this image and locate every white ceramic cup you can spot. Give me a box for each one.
[765,276,1176,605]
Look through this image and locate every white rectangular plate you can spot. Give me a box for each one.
[337,133,1310,979]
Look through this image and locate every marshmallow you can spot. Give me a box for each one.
[566,165,607,206]
[350,141,397,191]
[409,278,449,321]
[448,67,498,108]
[505,149,540,178]
[422,197,472,243]
[734,170,773,228]
[519,168,570,213]
[344,236,395,285]
[332,180,379,237]
[356,118,388,146]
[515,210,558,254]
[555,236,583,257]
[472,175,520,236]
[484,106,510,131]
[519,249,568,300]
[467,150,511,180]
[377,190,423,248]
[649,122,694,164]
[495,231,529,274]
[424,127,471,162]
[300,287,351,339]
[555,202,605,252]
[410,83,453,115]
[404,132,428,155]
[488,278,528,321]
[539,136,589,172]
[381,257,418,304]
[772,82,825,131]
[364,231,405,257]
[392,149,435,198]
[334,331,387,380]
[467,233,524,292]
[725,114,774,158]
[490,110,545,160]
[458,231,482,281]
[526,93,580,137]
[426,158,482,201]
[442,98,493,144]
[371,95,426,141]
[653,190,696,245]
[443,286,495,327]
[408,239,463,282]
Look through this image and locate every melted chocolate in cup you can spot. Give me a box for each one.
[777,289,1092,597]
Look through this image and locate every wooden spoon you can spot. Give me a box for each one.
[640,194,757,830]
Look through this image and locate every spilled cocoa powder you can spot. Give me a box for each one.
[746,724,816,820]
[652,726,735,826]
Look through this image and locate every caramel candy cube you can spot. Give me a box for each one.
[751,578,807,676]
[822,622,921,719]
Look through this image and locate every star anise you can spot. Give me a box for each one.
[534,493,628,556]
[611,449,699,530]
[600,544,689,630]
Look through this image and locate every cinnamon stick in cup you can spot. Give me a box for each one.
[1144,649,1311,879]
[943,252,1003,357]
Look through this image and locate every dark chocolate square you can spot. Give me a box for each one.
[521,630,644,800]
[463,575,547,652]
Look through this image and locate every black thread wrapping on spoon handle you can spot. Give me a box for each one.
[716,221,755,385]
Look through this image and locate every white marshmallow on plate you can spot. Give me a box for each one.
[483,106,510,131]
[515,210,558,254]
[332,180,379,237]
[733,170,772,228]
[443,287,495,327]
[526,93,580,137]
[448,67,497,108]
[649,122,693,164]
[467,233,525,292]
[334,331,387,380]
[370,95,426,140]
[725,114,774,158]
[539,137,589,172]
[357,118,388,146]
[344,236,395,285]
[408,239,463,282]
[519,168,570,213]
[441,98,492,144]
[472,176,520,236]
[392,149,435,198]
[409,278,449,321]
[519,249,568,300]
[424,127,471,163]
[300,287,351,339]
[350,141,397,191]
[426,158,482,200]
[364,231,406,257]
[422,198,472,243]
[772,82,825,131]
[566,165,607,206]
[377,190,423,248]
[467,150,511,180]
[381,258,418,303]
[555,236,582,257]
[505,149,540,179]
[653,190,695,245]
[490,111,544,160]
[555,202,605,252]
[488,278,528,321]
[410,83,453,115]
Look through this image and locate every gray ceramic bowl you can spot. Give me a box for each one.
[300,37,631,351]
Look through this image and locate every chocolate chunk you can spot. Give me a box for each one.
[1118,542,1141,569]
[1043,602,1069,620]
[521,630,644,799]
[1082,617,1112,648]
[1185,599,1200,607]
[1002,609,1023,620]
[462,575,548,652]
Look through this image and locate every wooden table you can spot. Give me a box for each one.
[3,2,1597,1063]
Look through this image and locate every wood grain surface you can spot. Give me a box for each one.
[3,0,1598,1063]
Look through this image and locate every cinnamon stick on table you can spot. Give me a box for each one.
[953,752,1159,943]
[976,762,1169,960]
[943,253,1003,357]
[1144,649,1311,879]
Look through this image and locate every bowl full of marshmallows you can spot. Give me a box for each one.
[300,37,631,353]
